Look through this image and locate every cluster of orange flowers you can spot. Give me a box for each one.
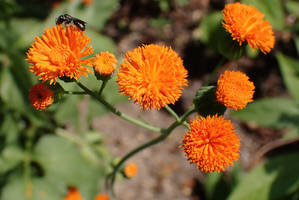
[26,2,274,173]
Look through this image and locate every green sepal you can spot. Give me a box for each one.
[93,68,112,82]
[48,82,65,103]
[59,76,76,83]
[193,86,226,117]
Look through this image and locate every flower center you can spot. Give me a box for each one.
[49,46,73,66]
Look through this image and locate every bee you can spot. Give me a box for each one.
[56,14,86,31]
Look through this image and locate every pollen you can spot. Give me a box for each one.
[216,70,255,110]
[117,44,188,110]
[222,2,275,54]
[182,115,240,172]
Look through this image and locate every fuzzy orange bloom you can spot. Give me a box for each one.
[124,163,138,178]
[222,2,275,54]
[182,115,240,172]
[94,193,109,200]
[26,25,93,84]
[64,188,83,200]
[82,0,92,5]
[117,44,188,110]
[216,70,255,110]
[91,52,117,76]
[29,83,54,110]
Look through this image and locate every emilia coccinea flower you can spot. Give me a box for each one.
[222,2,275,54]
[26,25,93,84]
[94,193,109,200]
[124,163,138,178]
[182,115,240,172]
[216,70,255,110]
[29,83,54,110]
[117,44,188,110]
[91,52,117,76]
[63,188,83,200]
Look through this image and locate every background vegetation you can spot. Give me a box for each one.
[0,0,298,199]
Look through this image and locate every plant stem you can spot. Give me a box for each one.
[98,80,108,96]
[64,91,87,95]
[164,105,190,128]
[24,125,36,199]
[204,57,227,86]
[76,81,162,133]
[107,105,196,193]
[164,105,180,121]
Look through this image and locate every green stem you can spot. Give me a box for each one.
[64,91,87,95]
[98,80,108,96]
[204,57,227,86]
[24,125,36,199]
[107,106,195,193]
[164,105,190,128]
[76,81,162,133]
[164,105,180,121]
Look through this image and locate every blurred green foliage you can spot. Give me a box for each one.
[0,0,124,199]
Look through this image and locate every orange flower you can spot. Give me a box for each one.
[216,70,255,110]
[182,115,240,172]
[91,52,117,76]
[124,163,138,178]
[64,188,83,200]
[94,193,109,200]
[82,0,92,5]
[26,25,93,84]
[29,83,54,110]
[117,44,188,110]
[222,2,275,54]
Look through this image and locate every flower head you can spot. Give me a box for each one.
[222,2,275,54]
[94,193,109,200]
[182,115,240,172]
[26,25,93,84]
[124,163,138,178]
[216,70,255,110]
[82,0,92,5]
[29,83,54,110]
[91,52,117,76]
[117,44,188,110]
[64,188,83,200]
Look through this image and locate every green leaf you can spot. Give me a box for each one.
[1,176,64,200]
[276,53,299,102]
[232,98,299,129]
[197,11,223,44]
[241,0,285,30]
[53,95,81,129]
[294,37,299,56]
[228,153,299,200]
[193,86,226,117]
[285,0,299,17]
[0,145,23,175]
[10,18,44,48]
[34,135,106,199]
[85,29,116,53]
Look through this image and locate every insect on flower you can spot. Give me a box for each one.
[56,14,86,31]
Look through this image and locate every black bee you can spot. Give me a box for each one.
[56,14,86,31]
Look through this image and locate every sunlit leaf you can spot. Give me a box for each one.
[276,53,299,103]
[228,153,299,200]
[232,98,299,129]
